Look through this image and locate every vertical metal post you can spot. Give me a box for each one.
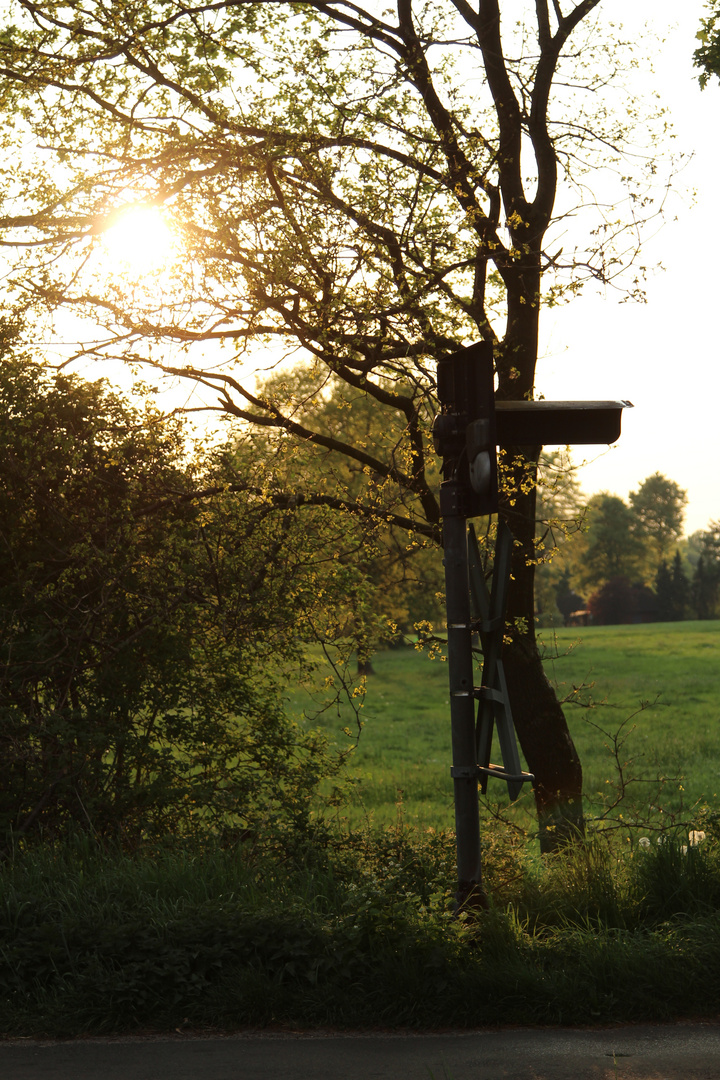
[441,484,485,910]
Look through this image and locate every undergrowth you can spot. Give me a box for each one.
[2,814,720,1037]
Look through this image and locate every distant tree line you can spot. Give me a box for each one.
[536,460,719,627]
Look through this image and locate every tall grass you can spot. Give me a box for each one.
[3,820,720,1036]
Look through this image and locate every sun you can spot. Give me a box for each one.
[100,205,177,274]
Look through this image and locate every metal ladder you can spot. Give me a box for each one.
[466,521,534,802]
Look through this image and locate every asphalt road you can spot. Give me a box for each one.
[2,1022,720,1080]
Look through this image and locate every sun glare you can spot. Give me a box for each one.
[101,205,177,274]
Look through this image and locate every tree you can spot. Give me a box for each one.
[695,2,720,87]
[534,452,586,625]
[654,560,674,622]
[654,553,689,623]
[670,549,689,621]
[628,473,688,572]
[248,368,447,653]
[691,522,720,618]
[692,555,718,619]
[0,330,356,846]
[579,494,647,591]
[0,2,673,849]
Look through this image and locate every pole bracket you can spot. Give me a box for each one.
[450,766,479,779]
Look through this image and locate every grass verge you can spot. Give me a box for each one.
[3,820,720,1037]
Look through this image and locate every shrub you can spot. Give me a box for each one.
[0,338,349,847]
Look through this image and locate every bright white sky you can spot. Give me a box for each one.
[537,0,720,537]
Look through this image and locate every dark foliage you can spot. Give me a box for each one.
[691,526,720,619]
[554,572,587,625]
[587,577,658,626]
[654,552,688,622]
[695,1,720,87]
[3,826,720,1035]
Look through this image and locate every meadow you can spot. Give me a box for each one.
[290,620,720,837]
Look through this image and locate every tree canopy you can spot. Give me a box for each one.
[695,2,720,87]
[691,521,720,619]
[628,472,688,569]
[579,493,647,590]
[0,0,671,531]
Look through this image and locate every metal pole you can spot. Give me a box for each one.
[441,484,486,910]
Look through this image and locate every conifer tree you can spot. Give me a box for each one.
[670,550,689,622]
[654,560,673,622]
[692,554,719,620]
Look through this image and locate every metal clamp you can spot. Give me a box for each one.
[450,766,479,779]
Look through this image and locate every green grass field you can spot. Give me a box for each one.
[290,620,720,834]
[544,621,720,827]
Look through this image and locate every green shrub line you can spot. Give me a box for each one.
[3,821,720,1037]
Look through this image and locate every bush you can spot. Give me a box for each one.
[0,338,350,847]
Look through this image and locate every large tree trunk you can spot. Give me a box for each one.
[504,629,585,851]
[501,459,584,852]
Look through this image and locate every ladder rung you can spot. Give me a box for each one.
[477,763,535,784]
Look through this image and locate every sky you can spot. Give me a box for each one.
[536,0,720,537]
